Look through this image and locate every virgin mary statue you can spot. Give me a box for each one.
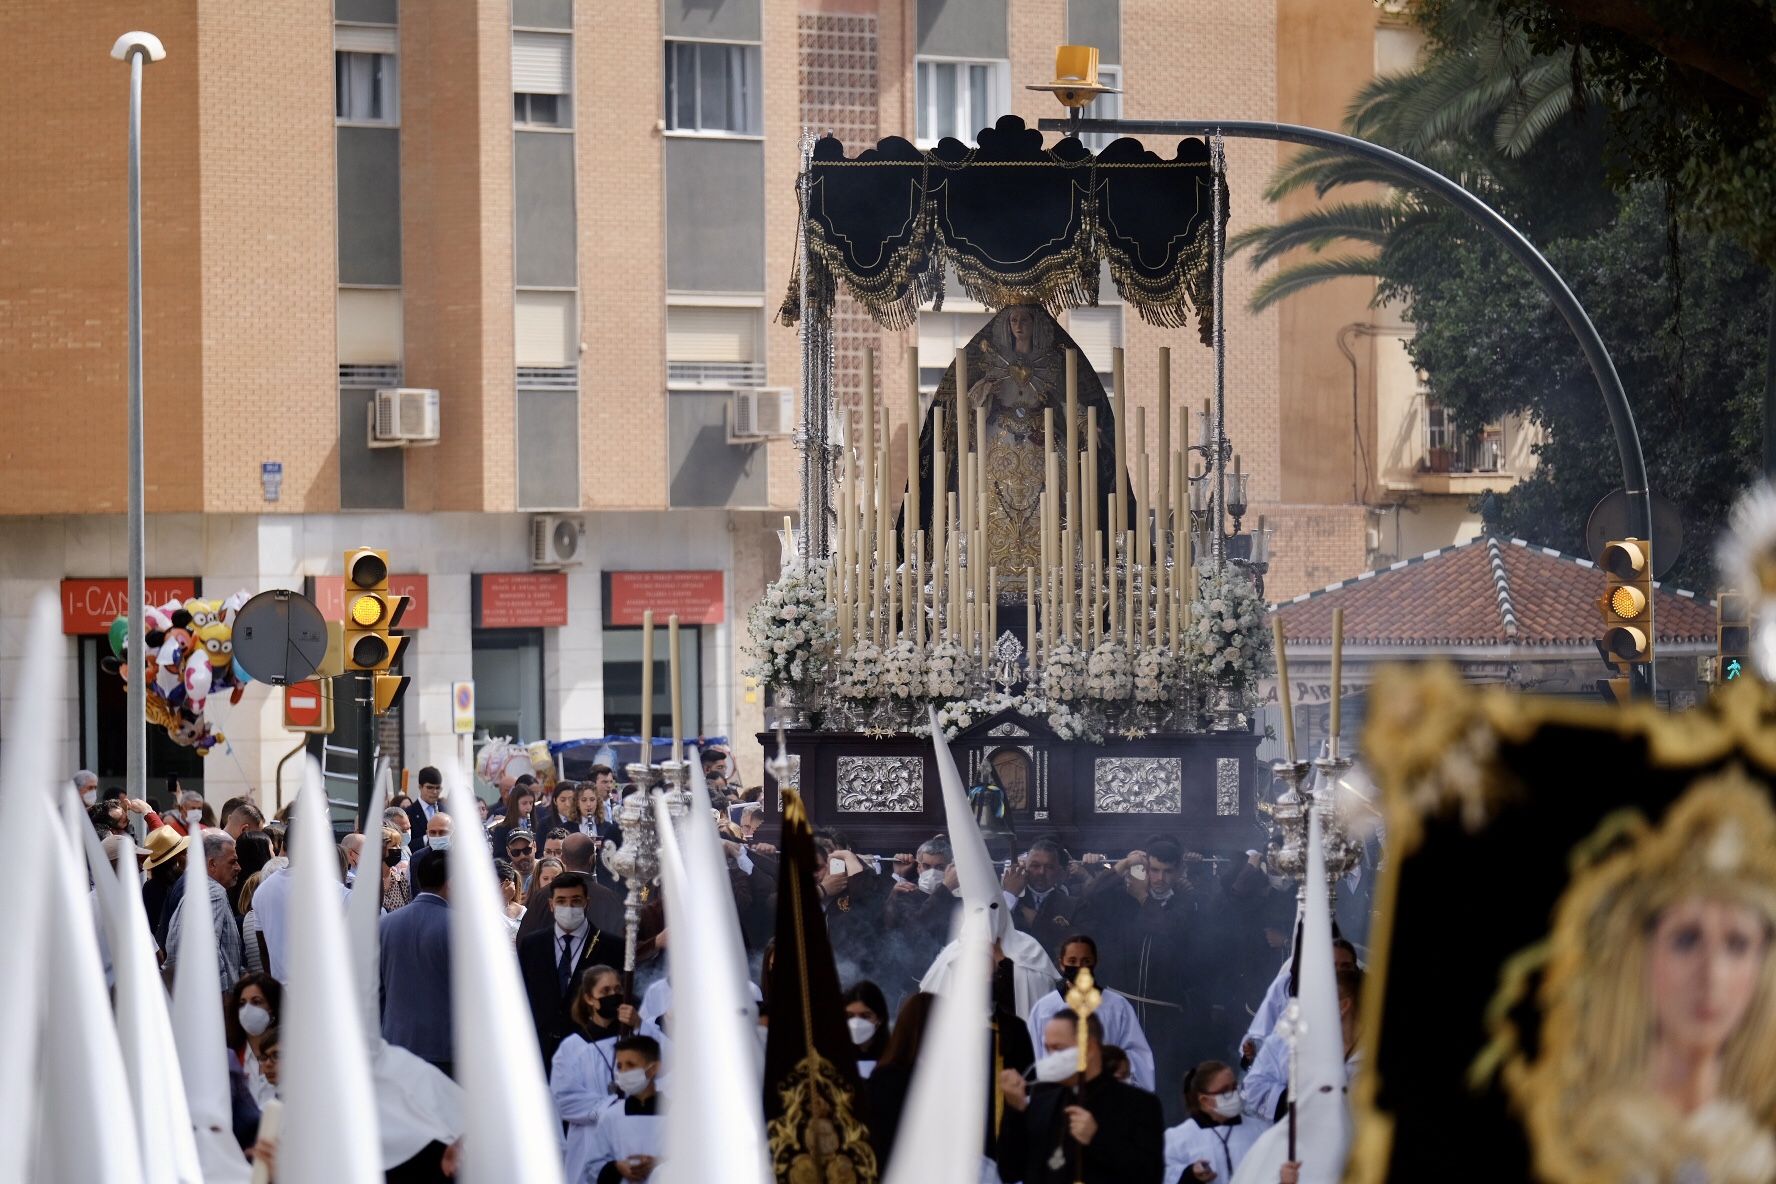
[903,303,1125,598]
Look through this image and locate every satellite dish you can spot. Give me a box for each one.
[232,589,329,686]
[1585,489,1684,579]
[552,518,581,562]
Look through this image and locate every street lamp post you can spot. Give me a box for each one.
[110,32,165,802]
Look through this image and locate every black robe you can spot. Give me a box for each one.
[995,1074,1165,1184]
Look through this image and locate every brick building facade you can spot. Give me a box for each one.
[2,0,1410,807]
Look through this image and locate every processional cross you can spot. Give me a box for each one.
[1061,966,1103,1184]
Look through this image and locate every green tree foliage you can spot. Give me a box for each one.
[1405,187,1768,588]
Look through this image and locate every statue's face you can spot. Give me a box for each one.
[1646,895,1769,1056]
[1007,306,1036,348]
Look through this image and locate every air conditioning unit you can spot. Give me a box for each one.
[368,388,441,448]
[728,388,795,442]
[531,514,584,570]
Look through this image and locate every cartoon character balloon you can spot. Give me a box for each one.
[110,587,255,750]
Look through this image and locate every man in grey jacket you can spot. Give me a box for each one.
[164,829,243,990]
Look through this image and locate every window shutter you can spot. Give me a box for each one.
[512,31,571,94]
[337,289,403,365]
[917,311,989,370]
[515,291,576,368]
[667,307,757,363]
[335,25,398,53]
[1068,307,1122,375]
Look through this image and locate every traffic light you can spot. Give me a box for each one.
[342,547,411,672]
[1718,591,1751,684]
[373,672,410,715]
[1600,538,1654,665]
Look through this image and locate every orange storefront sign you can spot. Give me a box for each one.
[61,577,200,634]
[607,570,725,625]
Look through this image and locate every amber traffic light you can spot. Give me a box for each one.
[343,547,411,677]
[1599,538,1654,665]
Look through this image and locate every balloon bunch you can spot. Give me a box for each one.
[103,590,255,755]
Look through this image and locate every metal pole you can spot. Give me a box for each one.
[1210,136,1228,571]
[356,671,376,832]
[1044,115,1655,691]
[125,48,148,803]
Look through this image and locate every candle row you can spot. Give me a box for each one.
[831,344,1209,667]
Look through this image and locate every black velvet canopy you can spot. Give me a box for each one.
[781,116,1224,342]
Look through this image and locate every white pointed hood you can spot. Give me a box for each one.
[918,710,1056,1018]
[1233,807,1353,1184]
[0,593,59,1183]
[37,790,144,1184]
[111,835,205,1184]
[347,819,468,1168]
[448,766,565,1184]
[885,902,994,1184]
[169,807,253,1183]
[280,760,382,1184]
[651,773,772,1184]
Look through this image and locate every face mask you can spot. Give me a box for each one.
[846,1017,878,1046]
[613,1067,651,1097]
[595,994,624,1021]
[1267,874,1291,892]
[1032,1047,1080,1084]
[427,834,452,852]
[239,1003,272,1037]
[554,905,586,932]
[1060,963,1095,985]
[1208,1091,1243,1120]
[917,867,944,895]
[81,789,97,806]
[383,847,401,868]
[184,809,204,826]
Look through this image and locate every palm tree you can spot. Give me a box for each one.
[1231,4,1602,310]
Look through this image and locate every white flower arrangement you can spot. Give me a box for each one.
[834,640,883,700]
[1085,640,1134,701]
[912,689,1102,743]
[880,638,926,700]
[744,567,838,690]
[1041,641,1088,702]
[1133,646,1177,703]
[925,638,970,700]
[1186,565,1273,687]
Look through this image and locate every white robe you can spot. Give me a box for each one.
[1240,1042,1363,1131]
[1024,986,1156,1091]
[640,977,760,1029]
[583,1094,666,1183]
[370,1041,466,1169]
[551,1027,674,1184]
[1243,957,1293,1049]
[1166,1116,1272,1184]
[920,927,1056,1021]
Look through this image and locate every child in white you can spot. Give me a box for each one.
[583,1035,666,1184]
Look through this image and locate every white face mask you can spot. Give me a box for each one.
[184,809,204,826]
[846,1017,878,1046]
[613,1067,651,1097]
[239,1003,272,1037]
[1032,1047,1080,1084]
[427,834,452,852]
[554,905,586,932]
[81,789,98,807]
[917,867,944,895]
[1208,1090,1243,1119]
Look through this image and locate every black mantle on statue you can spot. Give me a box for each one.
[758,707,1263,858]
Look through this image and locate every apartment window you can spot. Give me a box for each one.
[335,28,399,124]
[1079,67,1122,152]
[916,310,990,391]
[337,288,403,365]
[1068,305,1123,389]
[667,304,764,387]
[513,31,572,127]
[664,41,761,135]
[915,58,1007,146]
[515,291,577,369]
[1423,398,1505,474]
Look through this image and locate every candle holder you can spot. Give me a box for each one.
[602,780,663,982]
[1265,755,1366,906]
[657,758,693,826]
[1263,758,1314,895]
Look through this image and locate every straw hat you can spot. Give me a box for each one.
[1025,45,1119,109]
[142,824,190,871]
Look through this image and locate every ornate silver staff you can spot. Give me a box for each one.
[1275,1000,1305,1163]
[604,761,663,1024]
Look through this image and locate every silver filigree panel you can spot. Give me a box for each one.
[836,755,925,813]
[986,722,1030,738]
[1216,757,1241,816]
[1093,757,1182,814]
[772,755,803,812]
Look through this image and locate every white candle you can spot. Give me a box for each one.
[640,610,654,754]
[668,613,682,764]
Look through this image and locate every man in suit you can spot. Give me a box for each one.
[996,1009,1165,1183]
[517,871,613,1076]
[1002,838,1079,958]
[381,846,454,1077]
[404,766,444,840]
